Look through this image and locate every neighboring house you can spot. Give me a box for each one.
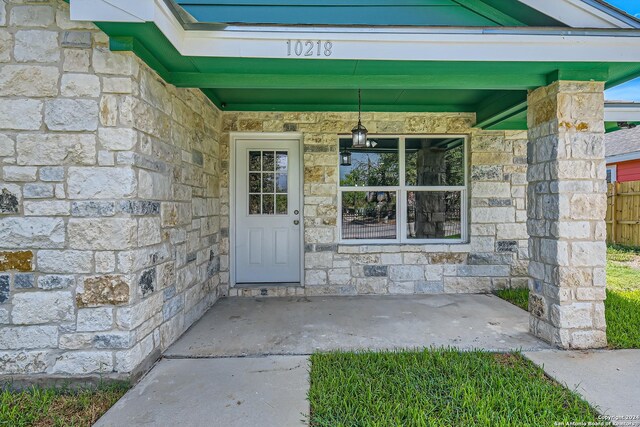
[1,0,640,381]
[606,127,640,183]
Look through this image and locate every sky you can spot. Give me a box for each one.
[602,0,640,101]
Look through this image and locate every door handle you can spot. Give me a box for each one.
[294,220,300,225]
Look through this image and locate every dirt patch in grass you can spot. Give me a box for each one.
[0,381,129,427]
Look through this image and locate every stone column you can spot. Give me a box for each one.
[526,81,607,349]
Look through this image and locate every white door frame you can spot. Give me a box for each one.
[229,132,305,287]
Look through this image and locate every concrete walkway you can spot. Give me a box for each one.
[95,356,309,427]
[524,350,640,422]
[96,294,551,426]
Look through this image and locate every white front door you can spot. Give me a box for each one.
[234,136,302,283]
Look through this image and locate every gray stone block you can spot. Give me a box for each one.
[40,167,64,182]
[38,275,75,290]
[163,294,184,321]
[0,275,9,303]
[139,268,156,297]
[415,280,444,294]
[364,265,388,277]
[61,31,92,49]
[14,274,34,289]
[71,201,115,217]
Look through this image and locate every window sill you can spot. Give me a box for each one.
[337,242,471,254]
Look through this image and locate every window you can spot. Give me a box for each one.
[606,165,617,183]
[338,136,467,243]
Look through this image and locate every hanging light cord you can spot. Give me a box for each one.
[358,89,362,124]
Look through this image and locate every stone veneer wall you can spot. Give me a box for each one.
[0,0,224,377]
[220,113,530,296]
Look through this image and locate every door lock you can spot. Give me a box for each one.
[294,210,299,215]
[294,220,300,225]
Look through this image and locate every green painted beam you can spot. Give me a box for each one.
[546,67,610,85]
[475,91,527,129]
[170,72,547,90]
[452,0,524,26]
[217,102,473,112]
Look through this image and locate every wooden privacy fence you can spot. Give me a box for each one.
[607,181,640,246]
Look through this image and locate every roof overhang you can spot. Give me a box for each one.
[70,0,640,62]
[606,151,640,164]
[518,0,639,29]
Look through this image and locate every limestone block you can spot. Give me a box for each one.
[14,30,59,63]
[0,217,65,248]
[63,49,90,72]
[0,326,57,350]
[471,207,515,224]
[23,183,53,198]
[0,65,59,97]
[10,5,54,27]
[51,351,113,374]
[305,269,327,286]
[3,166,37,181]
[95,251,116,274]
[389,265,423,281]
[92,47,134,75]
[60,74,101,97]
[550,303,594,329]
[37,250,93,274]
[98,128,137,151]
[0,134,14,156]
[23,200,69,216]
[305,252,333,269]
[138,217,162,247]
[115,293,163,330]
[17,133,95,166]
[77,275,131,307]
[571,241,606,268]
[68,218,137,250]
[12,291,74,325]
[68,167,136,199]
[0,99,42,130]
[0,351,49,374]
[569,330,607,349]
[115,333,155,372]
[496,223,529,240]
[472,182,511,198]
[44,99,99,131]
[443,277,493,293]
[103,77,133,94]
[0,30,11,62]
[355,277,388,294]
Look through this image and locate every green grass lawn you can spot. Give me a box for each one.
[0,382,129,427]
[496,244,640,349]
[309,349,599,427]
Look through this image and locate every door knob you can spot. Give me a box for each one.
[294,210,299,215]
[294,220,300,225]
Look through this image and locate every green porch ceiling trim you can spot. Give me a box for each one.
[169,72,548,90]
[451,0,524,26]
[475,91,528,130]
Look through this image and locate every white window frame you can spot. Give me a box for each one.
[607,164,617,183]
[337,134,469,245]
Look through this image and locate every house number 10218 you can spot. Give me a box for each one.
[286,40,333,57]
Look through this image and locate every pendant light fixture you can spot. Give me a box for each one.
[351,89,368,148]
[340,150,352,166]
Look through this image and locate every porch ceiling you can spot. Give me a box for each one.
[97,20,640,130]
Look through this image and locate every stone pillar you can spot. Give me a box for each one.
[527,81,607,349]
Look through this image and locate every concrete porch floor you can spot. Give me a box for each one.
[96,295,552,426]
[165,294,550,357]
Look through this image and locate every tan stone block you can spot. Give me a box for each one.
[77,275,130,307]
[0,251,32,272]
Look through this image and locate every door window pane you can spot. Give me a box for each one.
[249,194,261,215]
[262,194,274,215]
[262,152,275,171]
[341,191,397,240]
[405,138,465,186]
[339,138,399,187]
[407,191,461,239]
[248,150,289,215]
[249,151,261,171]
[276,195,288,214]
